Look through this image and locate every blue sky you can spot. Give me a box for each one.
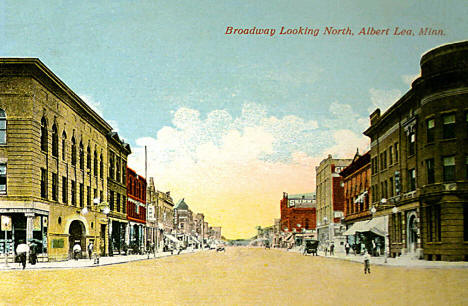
[2,1,466,238]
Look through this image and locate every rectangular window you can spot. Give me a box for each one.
[71,181,76,206]
[52,173,58,201]
[99,190,103,205]
[389,146,393,165]
[426,158,435,184]
[398,212,402,242]
[408,132,416,156]
[442,113,456,139]
[41,168,47,199]
[79,183,84,208]
[384,180,388,198]
[109,190,114,211]
[434,205,441,242]
[464,204,468,241]
[465,155,468,180]
[0,164,6,193]
[408,169,416,191]
[117,193,121,212]
[426,206,433,242]
[62,177,68,204]
[389,177,394,197]
[383,151,387,169]
[426,118,435,143]
[443,156,456,182]
[94,188,97,203]
[123,196,126,214]
[87,186,91,208]
[116,158,121,183]
[394,142,399,163]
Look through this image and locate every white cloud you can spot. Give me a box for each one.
[80,94,103,117]
[368,88,402,113]
[128,102,370,238]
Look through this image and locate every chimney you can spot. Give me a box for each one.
[370,108,381,126]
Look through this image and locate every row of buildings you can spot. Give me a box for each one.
[278,41,468,261]
[0,58,221,261]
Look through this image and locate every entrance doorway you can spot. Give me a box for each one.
[69,220,85,258]
[407,213,418,254]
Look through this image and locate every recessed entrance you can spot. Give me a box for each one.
[407,213,418,254]
[69,220,85,258]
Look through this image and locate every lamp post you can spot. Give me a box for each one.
[83,198,110,264]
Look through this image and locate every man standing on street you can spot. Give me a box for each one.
[87,241,94,260]
[363,251,371,274]
[345,242,350,255]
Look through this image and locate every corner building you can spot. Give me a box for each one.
[0,58,112,261]
[364,41,468,261]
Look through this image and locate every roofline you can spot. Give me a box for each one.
[0,58,113,132]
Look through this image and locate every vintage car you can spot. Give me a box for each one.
[303,239,319,256]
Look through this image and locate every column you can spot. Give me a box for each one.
[25,213,35,243]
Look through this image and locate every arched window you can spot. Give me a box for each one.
[99,153,103,179]
[79,141,84,170]
[52,124,58,157]
[86,145,91,170]
[71,137,76,166]
[40,117,48,152]
[62,131,67,160]
[94,150,98,176]
[0,109,6,144]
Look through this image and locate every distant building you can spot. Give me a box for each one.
[280,192,317,233]
[315,155,351,248]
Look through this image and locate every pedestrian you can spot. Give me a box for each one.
[73,242,81,260]
[363,251,371,274]
[345,242,350,255]
[330,242,335,256]
[87,241,94,260]
[16,240,29,270]
[29,241,37,265]
[372,240,377,257]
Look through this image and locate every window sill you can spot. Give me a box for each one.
[440,138,456,142]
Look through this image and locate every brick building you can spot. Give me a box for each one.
[280,192,316,233]
[126,167,146,252]
[364,41,468,261]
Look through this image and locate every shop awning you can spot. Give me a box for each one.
[189,236,201,244]
[285,233,294,242]
[164,234,180,245]
[343,217,386,237]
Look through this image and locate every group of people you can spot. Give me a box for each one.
[15,240,38,270]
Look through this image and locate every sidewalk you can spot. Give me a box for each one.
[287,247,468,269]
[0,248,201,271]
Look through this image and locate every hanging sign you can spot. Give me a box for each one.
[1,215,11,231]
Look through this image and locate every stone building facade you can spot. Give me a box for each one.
[0,58,112,261]
[364,41,468,261]
[315,155,351,248]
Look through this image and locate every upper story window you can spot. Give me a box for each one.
[0,109,6,144]
[116,158,121,183]
[426,158,435,184]
[94,150,98,176]
[426,118,435,143]
[0,163,6,194]
[109,152,115,180]
[443,156,456,182]
[40,117,48,152]
[122,162,126,184]
[62,131,67,160]
[71,137,77,166]
[408,168,416,191]
[86,146,91,171]
[394,142,399,163]
[100,153,103,179]
[389,146,393,165]
[79,142,84,170]
[408,132,416,156]
[442,114,456,139]
[52,124,58,157]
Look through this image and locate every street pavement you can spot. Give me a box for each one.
[0,247,467,305]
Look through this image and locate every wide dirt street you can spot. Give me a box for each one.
[0,247,467,305]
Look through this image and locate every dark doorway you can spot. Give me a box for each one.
[69,220,85,258]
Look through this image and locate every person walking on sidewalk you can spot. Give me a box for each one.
[345,242,350,255]
[73,242,81,260]
[363,251,371,274]
[87,241,94,260]
[329,242,335,256]
[16,240,29,270]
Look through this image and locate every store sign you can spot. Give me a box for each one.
[1,215,11,231]
[147,204,155,220]
[33,216,42,231]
